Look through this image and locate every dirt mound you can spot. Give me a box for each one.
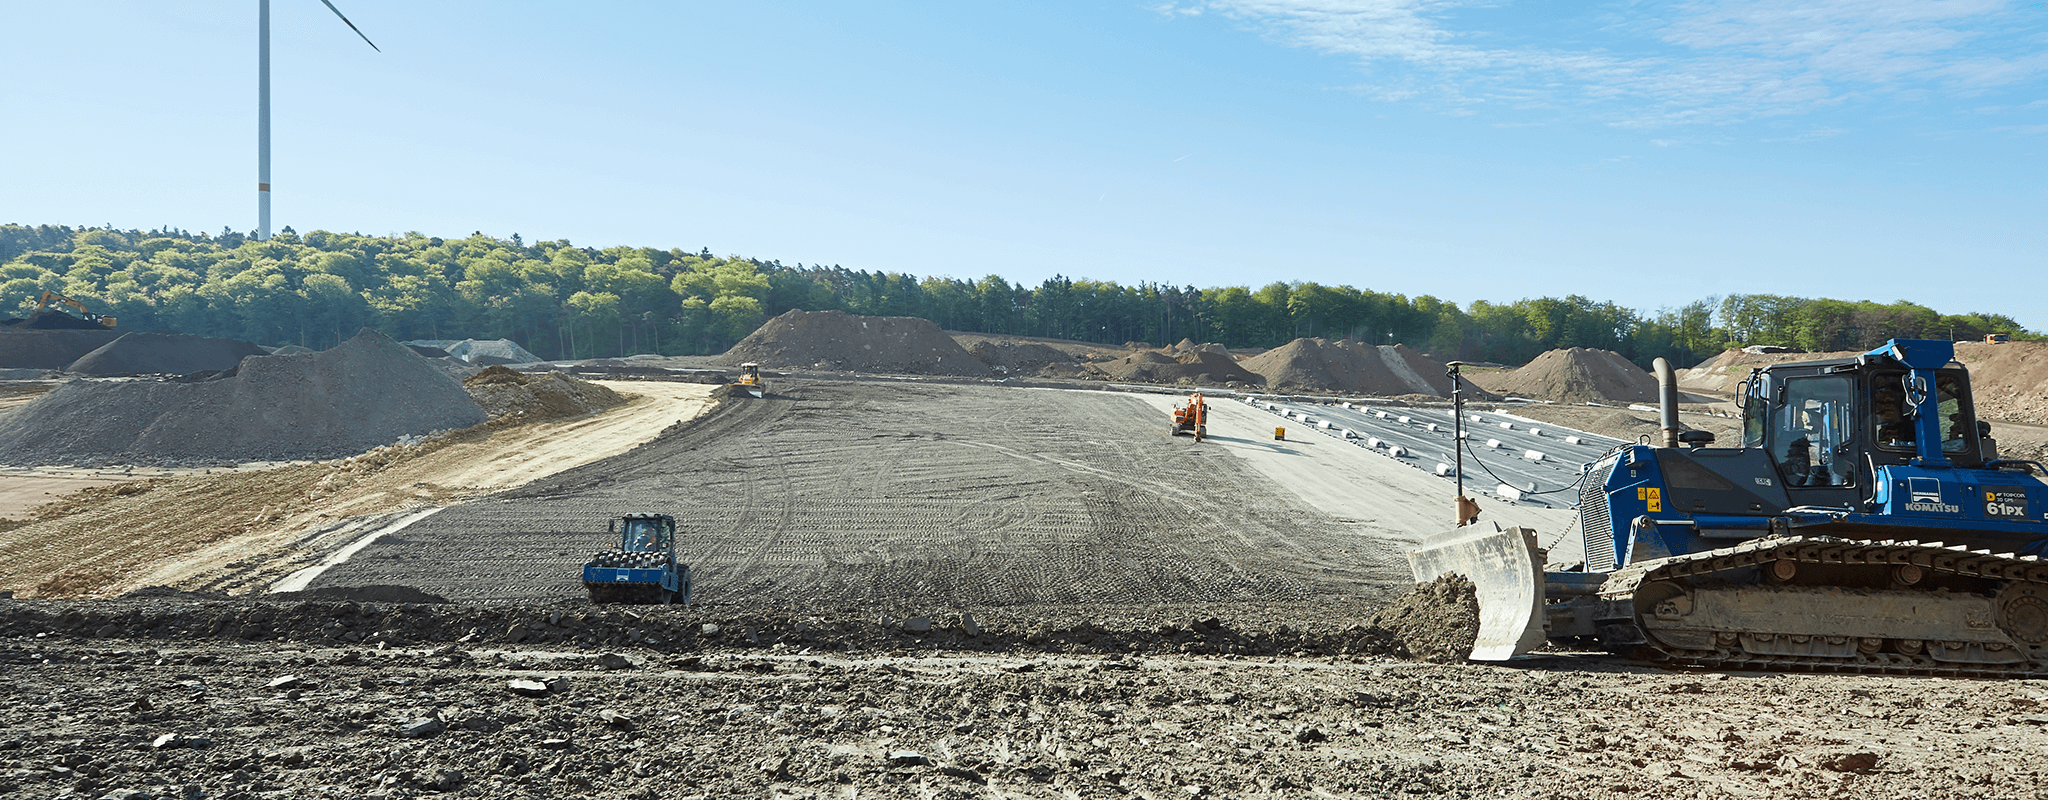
[964,339,1086,377]
[1243,339,1455,397]
[270,344,315,356]
[1955,341,2048,425]
[1365,574,1479,663]
[1,312,108,330]
[1678,347,1859,396]
[64,331,267,377]
[1101,348,1263,387]
[0,328,124,369]
[1474,347,1657,403]
[716,310,992,376]
[0,329,488,466]
[464,369,627,421]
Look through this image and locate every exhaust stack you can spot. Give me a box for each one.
[1654,357,1678,448]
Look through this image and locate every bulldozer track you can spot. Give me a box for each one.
[1604,535,2048,677]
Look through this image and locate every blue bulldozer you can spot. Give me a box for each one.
[582,513,692,604]
[1412,338,2048,674]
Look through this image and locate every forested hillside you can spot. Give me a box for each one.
[1,224,2029,367]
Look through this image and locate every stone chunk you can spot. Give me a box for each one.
[398,718,446,739]
[507,679,550,697]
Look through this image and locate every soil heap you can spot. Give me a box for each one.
[463,365,627,420]
[715,310,992,377]
[1101,348,1264,387]
[0,328,123,369]
[963,339,1087,378]
[1475,347,1657,403]
[1244,339,1453,396]
[1952,341,2048,424]
[1365,574,1481,663]
[0,329,487,467]
[63,332,267,377]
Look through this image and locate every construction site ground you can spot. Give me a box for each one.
[4,376,2046,799]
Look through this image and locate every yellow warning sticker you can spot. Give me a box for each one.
[1641,487,1661,512]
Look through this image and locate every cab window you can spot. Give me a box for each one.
[622,519,669,552]
[1768,375,1855,488]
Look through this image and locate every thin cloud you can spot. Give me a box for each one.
[1190,0,2048,126]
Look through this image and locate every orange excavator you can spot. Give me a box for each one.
[1170,392,1208,442]
[27,290,117,327]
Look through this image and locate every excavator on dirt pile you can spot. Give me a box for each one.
[730,362,767,398]
[583,513,692,604]
[1412,339,2048,675]
[26,290,117,328]
[1171,392,1208,442]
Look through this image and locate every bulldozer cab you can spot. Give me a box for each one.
[1741,344,1986,493]
[612,515,674,553]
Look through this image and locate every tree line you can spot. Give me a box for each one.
[0,224,2030,368]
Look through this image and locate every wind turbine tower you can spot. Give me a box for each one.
[259,0,379,241]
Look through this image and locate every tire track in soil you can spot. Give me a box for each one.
[310,381,1409,607]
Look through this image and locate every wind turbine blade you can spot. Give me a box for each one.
[317,0,381,52]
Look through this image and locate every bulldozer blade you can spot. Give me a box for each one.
[1406,524,1547,661]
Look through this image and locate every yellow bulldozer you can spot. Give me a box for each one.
[730,362,767,398]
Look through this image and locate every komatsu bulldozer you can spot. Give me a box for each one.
[1411,339,2048,675]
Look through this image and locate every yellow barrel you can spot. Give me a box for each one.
[1274,426,1286,440]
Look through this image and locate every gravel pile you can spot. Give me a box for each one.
[0,328,123,369]
[1244,339,1453,396]
[64,332,266,377]
[1472,347,1657,404]
[716,310,992,377]
[406,339,544,365]
[462,366,626,421]
[0,329,488,467]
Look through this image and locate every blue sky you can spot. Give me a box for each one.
[6,1,2045,328]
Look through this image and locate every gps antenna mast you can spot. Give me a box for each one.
[1447,361,1478,526]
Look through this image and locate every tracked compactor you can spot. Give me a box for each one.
[1412,339,2048,675]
